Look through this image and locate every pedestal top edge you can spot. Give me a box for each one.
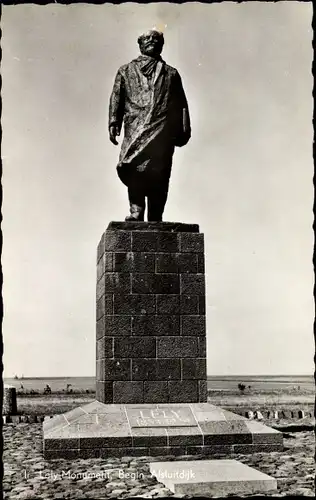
[106,222,200,233]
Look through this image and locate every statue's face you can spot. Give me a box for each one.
[138,31,164,57]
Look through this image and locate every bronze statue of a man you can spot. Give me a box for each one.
[109,30,191,222]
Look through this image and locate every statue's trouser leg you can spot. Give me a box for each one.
[147,179,170,222]
[127,183,145,221]
[145,149,173,221]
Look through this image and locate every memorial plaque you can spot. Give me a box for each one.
[126,406,198,428]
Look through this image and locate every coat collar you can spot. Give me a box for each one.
[135,55,165,83]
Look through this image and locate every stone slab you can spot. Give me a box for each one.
[107,221,200,232]
[149,459,277,495]
[43,401,283,459]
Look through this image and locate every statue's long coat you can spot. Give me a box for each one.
[109,56,190,188]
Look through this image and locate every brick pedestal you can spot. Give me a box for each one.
[96,222,207,404]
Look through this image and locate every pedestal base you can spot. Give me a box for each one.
[43,401,283,460]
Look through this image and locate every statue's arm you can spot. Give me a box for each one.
[109,69,125,145]
[174,71,191,146]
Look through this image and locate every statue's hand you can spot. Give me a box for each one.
[175,108,191,147]
[109,125,120,146]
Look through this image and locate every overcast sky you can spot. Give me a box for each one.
[2,2,313,377]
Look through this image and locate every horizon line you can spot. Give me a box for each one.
[3,373,313,379]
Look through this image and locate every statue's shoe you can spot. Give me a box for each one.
[125,215,144,222]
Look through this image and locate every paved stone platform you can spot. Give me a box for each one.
[149,459,278,495]
[43,401,283,460]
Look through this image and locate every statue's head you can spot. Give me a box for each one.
[138,30,164,57]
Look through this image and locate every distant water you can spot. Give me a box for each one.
[4,375,314,393]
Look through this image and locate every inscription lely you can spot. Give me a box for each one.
[127,407,197,428]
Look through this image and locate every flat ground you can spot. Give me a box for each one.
[15,390,314,416]
[8,374,314,414]
[208,391,314,408]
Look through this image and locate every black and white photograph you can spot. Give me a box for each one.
[1,1,314,498]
